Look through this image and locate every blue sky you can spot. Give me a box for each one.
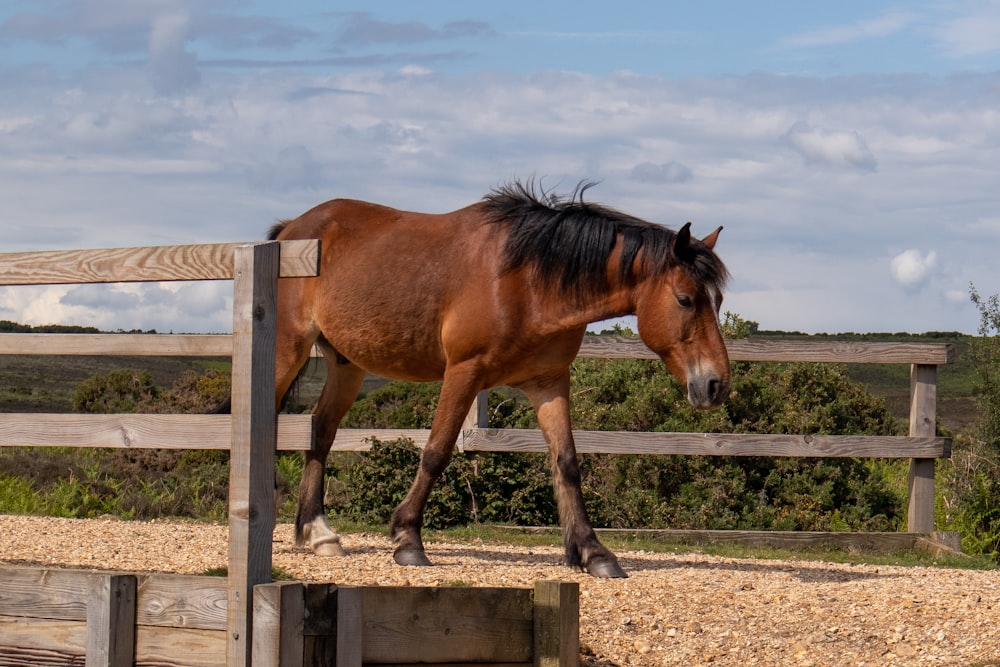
[1,1,999,334]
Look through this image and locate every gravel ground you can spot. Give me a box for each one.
[2,515,999,667]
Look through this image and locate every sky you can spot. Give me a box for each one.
[0,1,998,335]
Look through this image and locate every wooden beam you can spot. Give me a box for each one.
[351,587,534,665]
[252,582,304,667]
[0,333,233,356]
[227,242,280,667]
[533,581,579,667]
[86,574,136,667]
[334,587,363,667]
[577,336,955,365]
[0,240,319,285]
[908,363,938,532]
[459,428,951,458]
[0,414,313,451]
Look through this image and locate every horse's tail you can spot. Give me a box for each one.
[267,219,292,240]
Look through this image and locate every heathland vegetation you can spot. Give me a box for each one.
[1,297,999,559]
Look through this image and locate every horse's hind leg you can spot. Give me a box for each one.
[518,372,627,578]
[296,342,365,556]
[390,365,483,566]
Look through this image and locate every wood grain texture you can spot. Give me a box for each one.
[355,587,535,665]
[136,574,228,630]
[577,336,955,364]
[533,581,579,667]
[228,242,280,667]
[0,414,313,451]
[0,333,233,356]
[252,582,305,667]
[908,363,939,533]
[0,617,86,658]
[0,566,90,620]
[86,574,136,667]
[134,625,227,667]
[461,428,951,458]
[0,240,319,285]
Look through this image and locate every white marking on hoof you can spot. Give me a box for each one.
[298,516,345,556]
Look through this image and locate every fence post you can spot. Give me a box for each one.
[229,242,280,667]
[253,582,304,667]
[86,573,136,667]
[533,581,579,667]
[460,390,489,451]
[908,363,937,532]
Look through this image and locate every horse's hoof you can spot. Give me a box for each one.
[586,558,628,578]
[313,540,346,557]
[394,548,433,567]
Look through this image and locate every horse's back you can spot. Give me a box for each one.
[271,198,505,380]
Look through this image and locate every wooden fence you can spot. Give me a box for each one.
[0,241,955,665]
[0,565,578,667]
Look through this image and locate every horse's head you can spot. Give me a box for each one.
[634,223,731,409]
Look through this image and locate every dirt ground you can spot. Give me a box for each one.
[2,515,998,667]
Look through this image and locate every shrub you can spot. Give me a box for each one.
[940,286,1000,556]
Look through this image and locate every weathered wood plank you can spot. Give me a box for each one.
[356,587,534,665]
[533,581,579,667]
[0,566,90,620]
[0,240,319,285]
[0,644,87,667]
[329,429,434,451]
[228,242,280,667]
[335,586,363,667]
[0,414,313,451]
[135,625,227,667]
[908,363,938,533]
[0,616,87,654]
[0,333,232,356]
[86,574,136,667]
[136,574,228,631]
[1,417,947,459]
[252,582,304,667]
[0,334,955,366]
[577,336,955,364]
[461,428,951,458]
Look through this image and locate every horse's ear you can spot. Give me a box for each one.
[672,222,692,259]
[701,226,723,250]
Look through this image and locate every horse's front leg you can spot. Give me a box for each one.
[390,367,482,566]
[296,358,366,556]
[519,373,627,578]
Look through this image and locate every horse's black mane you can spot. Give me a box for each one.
[482,180,728,300]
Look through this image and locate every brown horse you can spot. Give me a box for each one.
[270,181,730,578]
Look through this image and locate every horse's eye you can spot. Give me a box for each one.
[676,295,693,308]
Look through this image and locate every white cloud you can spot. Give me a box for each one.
[934,3,1000,58]
[784,122,877,171]
[778,12,917,48]
[890,249,938,287]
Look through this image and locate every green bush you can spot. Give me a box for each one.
[72,368,159,413]
[939,287,1000,556]
[329,320,905,532]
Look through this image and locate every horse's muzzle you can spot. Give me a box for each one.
[687,374,730,409]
